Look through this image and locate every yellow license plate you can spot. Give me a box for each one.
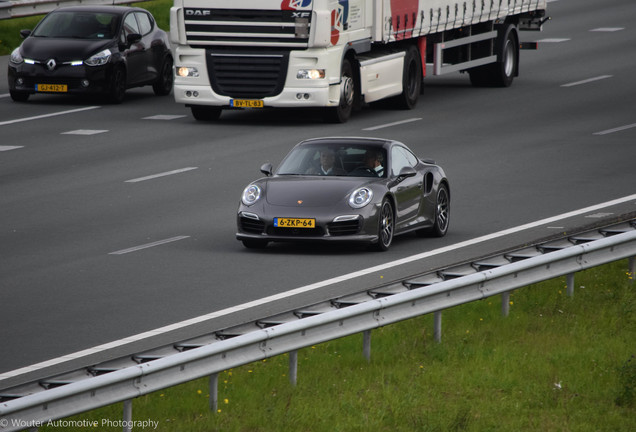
[231,99,263,108]
[36,84,68,92]
[274,218,315,228]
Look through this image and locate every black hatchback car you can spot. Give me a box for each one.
[7,6,173,103]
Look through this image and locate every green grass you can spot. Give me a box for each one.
[0,1,172,56]
[33,260,635,431]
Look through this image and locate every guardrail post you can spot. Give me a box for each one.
[566,273,575,297]
[502,292,510,316]
[434,311,442,342]
[209,373,218,412]
[629,257,635,284]
[363,330,371,362]
[122,399,132,432]
[289,350,298,386]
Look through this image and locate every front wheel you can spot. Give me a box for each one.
[324,58,355,123]
[107,66,126,104]
[191,106,222,121]
[10,90,29,102]
[153,56,173,96]
[373,198,394,251]
[242,239,268,249]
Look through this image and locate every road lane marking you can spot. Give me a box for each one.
[590,28,624,32]
[363,118,422,131]
[593,123,636,135]
[0,93,10,99]
[3,193,635,381]
[561,75,612,87]
[0,106,100,126]
[109,236,191,255]
[125,167,198,183]
[0,146,24,151]
[536,38,570,43]
[61,129,109,135]
[143,115,188,120]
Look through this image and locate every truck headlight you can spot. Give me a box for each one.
[297,69,325,80]
[177,67,199,78]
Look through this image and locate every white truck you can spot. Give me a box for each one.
[169,0,547,122]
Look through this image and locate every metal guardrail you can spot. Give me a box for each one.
[0,0,134,20]
[1,220,635,431]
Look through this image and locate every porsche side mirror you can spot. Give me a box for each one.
[260,163,273,176]
[398,166,417,179]
[20,29,32,39]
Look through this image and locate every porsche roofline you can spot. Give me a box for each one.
[297,136,396,148]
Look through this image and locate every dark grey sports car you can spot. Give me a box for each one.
[7,6,172,103]
[236,137,450,251]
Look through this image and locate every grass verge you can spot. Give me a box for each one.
[29,259,636,431]
[0,1,172,56]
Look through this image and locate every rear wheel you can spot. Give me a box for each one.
[417,183,450,238]
[431,184,450,237]
[373,198,394,251]
[469,23,518,87]
[392,45,422,109]
[191,106,222,121]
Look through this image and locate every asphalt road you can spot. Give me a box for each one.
[1,0,635,382]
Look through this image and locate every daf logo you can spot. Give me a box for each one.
[46,59,56,71]
[291,12,311,18]
[185,9,211,16]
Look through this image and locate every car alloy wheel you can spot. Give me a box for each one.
[375,198,394,251]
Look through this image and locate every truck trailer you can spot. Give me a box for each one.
[169,0,548,122]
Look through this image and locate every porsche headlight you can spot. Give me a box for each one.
[349,187,373,209]
[242,184,262,206]
[85,49,111,66]
[10,48,23,64]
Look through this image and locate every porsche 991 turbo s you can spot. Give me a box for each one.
[236,137,450,251]
[7,6,173,103]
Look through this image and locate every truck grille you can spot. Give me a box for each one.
[206,50,289,98]
[184,8,311,48]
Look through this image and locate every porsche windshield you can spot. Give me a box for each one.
[32,11,120,39]
[277,144,387,178]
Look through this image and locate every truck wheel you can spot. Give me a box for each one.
[392,45,422,109]
[191,106,222,121]
[469,23,518,87]
[324,58,355,123]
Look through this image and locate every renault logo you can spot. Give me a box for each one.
[46,59,56,70]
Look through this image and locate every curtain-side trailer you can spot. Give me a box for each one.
[169,0,548,122]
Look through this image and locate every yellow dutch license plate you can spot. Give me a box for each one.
[275,218,315,228]
[230,99,263,108]
[36,84,68,93]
